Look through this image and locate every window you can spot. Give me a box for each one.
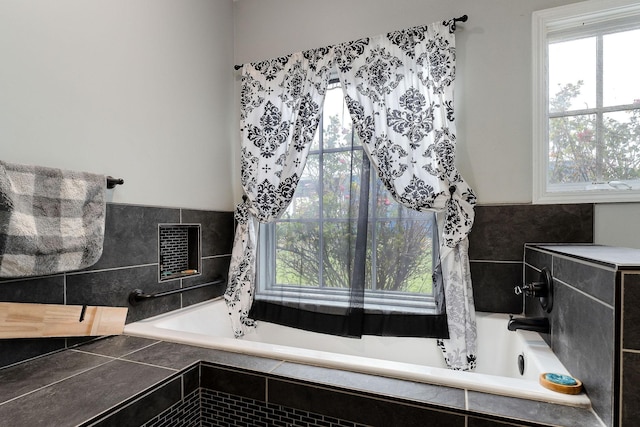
[256,80,438,315]
[533,0,640,203]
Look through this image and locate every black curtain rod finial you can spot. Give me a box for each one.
[452,14,468,31]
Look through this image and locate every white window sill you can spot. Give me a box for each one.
[534,187,640,204]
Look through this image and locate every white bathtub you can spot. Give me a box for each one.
[124,298,591,408]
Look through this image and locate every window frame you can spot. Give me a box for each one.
[532,0,640,203]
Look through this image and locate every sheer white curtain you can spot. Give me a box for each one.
[334,21,477,370]
[227,20,477,370]
[225,49,333,336]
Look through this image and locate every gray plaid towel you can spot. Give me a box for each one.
[0,161,106,277]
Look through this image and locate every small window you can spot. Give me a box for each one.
[533,0,640,203]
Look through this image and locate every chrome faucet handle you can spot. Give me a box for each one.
[514,285,523,295]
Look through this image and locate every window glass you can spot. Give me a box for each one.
[548,37,596,113]
[603,28,640,107]
[260,81,436,306]
[548,114,597,185]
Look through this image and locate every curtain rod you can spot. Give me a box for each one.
[233,15,468,71]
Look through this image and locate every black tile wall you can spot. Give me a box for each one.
[91,204,181,270]
[182,256,230,307]
[622,351,640,426]
[91,376,183,427]
[89,359,546,427]
[524,246,620,427]
[182,209,235,257]
[86,364,200,427]
[554,257,616,306]
[0,350,111,404]
[468,261,522,313]
[200,364,267,402]
[469,204,593,314]
[0,360,173,427]
[67,264,179,324]
[270,360,466,410]
[469,204,594,261]
[5,335,602,427]
[267,378,466,427]
[141,388,200,427]
[0,275,64,303]
[622,273,640,351]
[0,203,234,369]
[549,275,614,426]
[622,272,640,426]
[201,389,370,427]
[0,338,66,369]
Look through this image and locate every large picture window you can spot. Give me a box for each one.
[533,0,640,203]
[254,80,443,335]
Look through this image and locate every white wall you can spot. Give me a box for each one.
[233,0,640,248]
[0,0,235,211]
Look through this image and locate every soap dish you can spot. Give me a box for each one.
[539,373,583,394]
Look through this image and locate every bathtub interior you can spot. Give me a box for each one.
[124,298,592,408]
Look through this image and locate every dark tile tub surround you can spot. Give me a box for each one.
[524,244,640,427]
[0,335,603,427]
[0,203,234,369]
[469,204,593,313]
[0,202,592,367]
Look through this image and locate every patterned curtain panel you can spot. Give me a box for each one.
[334,21,477,370]
[225,50,333,336]
[227,20,477,371]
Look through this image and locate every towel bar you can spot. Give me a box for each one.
[128,278,225,306]
[106,176,124,189]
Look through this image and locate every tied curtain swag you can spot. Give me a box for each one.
[226,20,478,370]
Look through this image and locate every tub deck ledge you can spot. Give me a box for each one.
[0,335,605,427]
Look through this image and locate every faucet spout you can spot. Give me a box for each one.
[507,315,550,334]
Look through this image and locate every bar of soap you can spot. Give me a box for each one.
[545,373,577,385]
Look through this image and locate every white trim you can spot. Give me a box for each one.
[532,0,640,204]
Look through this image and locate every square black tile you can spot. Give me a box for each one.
[0,338,66,370]
[622,273,640,351]
[469,204,593,262]
[0,350,111,404]
[181,209,234,257]
[200,364,266,401]
[88,376,182,427]
[0,275,64,303]
[89,204,180,270]
[471,261,523,313]
[622,351,640,427]
[554,256,615,305]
